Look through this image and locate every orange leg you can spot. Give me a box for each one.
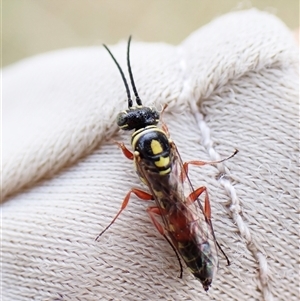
[187,186,211,220]
[115,141,134,160]
[95,188,153,241]
[180,149,238,182]
[147,206,166,235]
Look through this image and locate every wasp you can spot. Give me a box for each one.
[96,36,238,291]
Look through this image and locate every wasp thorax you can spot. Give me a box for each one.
[117,106,160,131]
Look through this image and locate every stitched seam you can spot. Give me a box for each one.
[177,49,274,301]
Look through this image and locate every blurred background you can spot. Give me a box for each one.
[2,0,299,67]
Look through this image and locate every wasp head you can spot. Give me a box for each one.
[117,106,159,131]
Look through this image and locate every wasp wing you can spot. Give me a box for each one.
[135,141,219,270]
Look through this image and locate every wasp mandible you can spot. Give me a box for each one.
[96,36,238,291]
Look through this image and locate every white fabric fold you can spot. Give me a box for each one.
[2,9,298,301]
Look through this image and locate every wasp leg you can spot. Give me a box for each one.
[187,186,211,217]
[187,186,231,266]
[95,188,153,241]
[115,141,134,160]
[147,207,166,235]
[147,206,183,279]
[180,149,238,182]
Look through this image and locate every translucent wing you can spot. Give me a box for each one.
[135,141,219,286]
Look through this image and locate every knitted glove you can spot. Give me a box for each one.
[2,9,298,301]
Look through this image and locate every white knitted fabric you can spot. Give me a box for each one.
[2,9,299,301]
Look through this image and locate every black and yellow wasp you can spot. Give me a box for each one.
[96,36,237,291]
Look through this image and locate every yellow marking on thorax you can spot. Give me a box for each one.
[155,156,170,168]
[151,140,163,155]
[151,140,171,173]
[159,168,171,175]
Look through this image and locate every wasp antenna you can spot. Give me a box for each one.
[103,43,133,108]
[127,36,142,106]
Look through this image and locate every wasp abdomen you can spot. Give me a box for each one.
[179,240,215,291]
[132,125,171,175]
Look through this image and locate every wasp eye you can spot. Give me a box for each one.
[116,112,129,130]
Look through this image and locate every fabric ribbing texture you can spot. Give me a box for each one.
[2,9,299,301]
